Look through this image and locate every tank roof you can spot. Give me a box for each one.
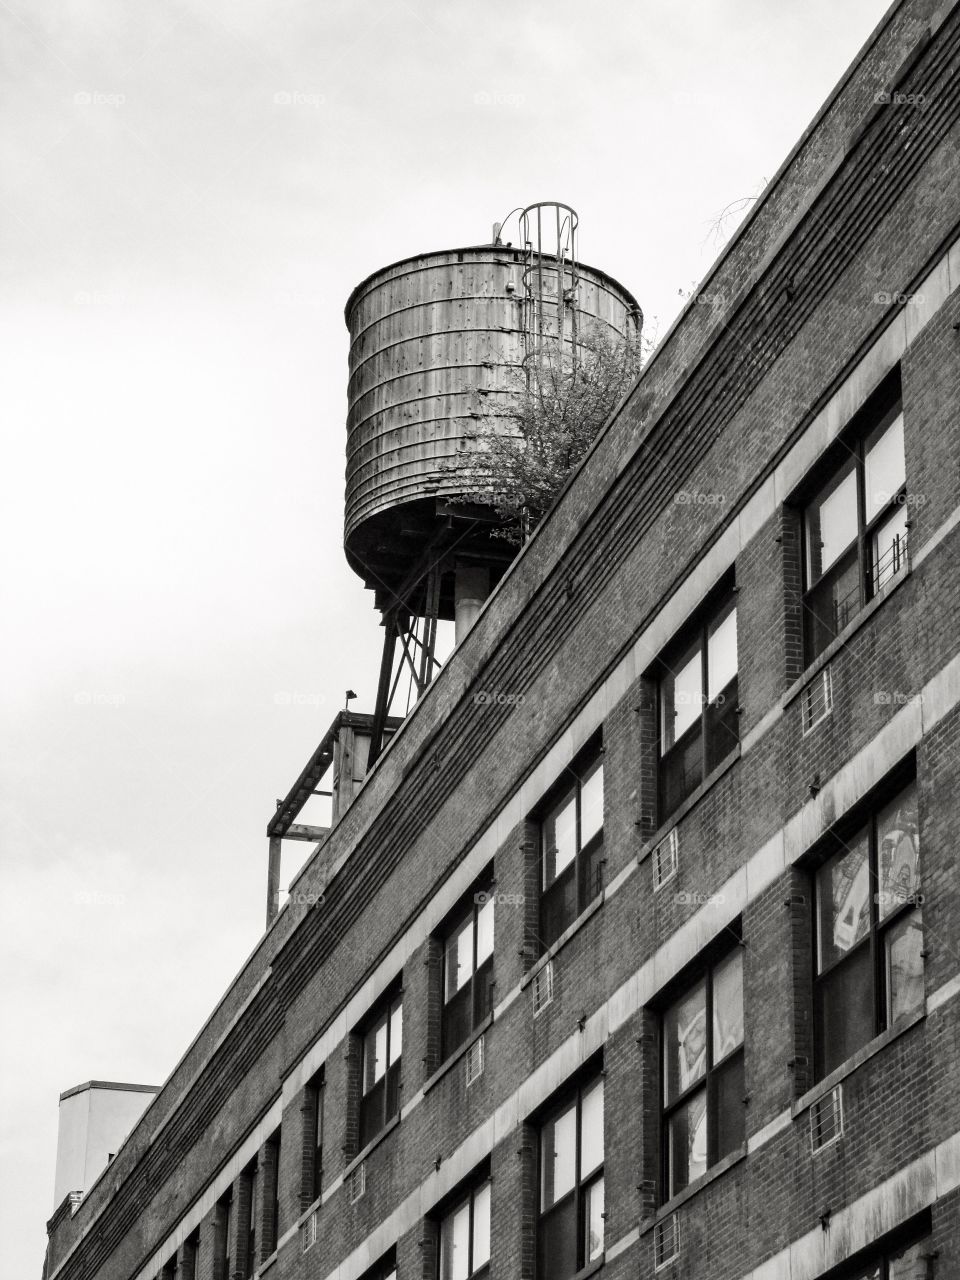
[344,243,642,325]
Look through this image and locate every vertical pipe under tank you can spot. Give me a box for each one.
[454,562,491,643]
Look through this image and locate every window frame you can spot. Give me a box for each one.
[660,944,745,1201]
[358,987,403,1149]
[437,1174,492,1280]
[656,586,739,823]
[812,775,922,1080]
[538,739,605,952]
[441,887,495,1061]
[536,1072,605,1280]
[801,380,907,665]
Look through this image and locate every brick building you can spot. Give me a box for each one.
[45,0,960,1277]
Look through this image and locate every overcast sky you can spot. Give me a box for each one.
[0,0,891,1271]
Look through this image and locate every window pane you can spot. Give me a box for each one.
[363,1019,386,1091]
[445,916,474,1000]
[815,945,874,1076]
[707,604,737,702]
[472,1182,491,1270]
[474,956,494,1026]
[816,834,870,971]
[580,836,605,908]
[540,1101,577,1210]
[583,1176,604,1262]
[664,981,707,1103]
[543,790,577,888]
[541,866,577,950]
[668,1088,707,1196]
[537,1199,577,1280]
[476,896,494,968]
[440,1199,470,1280]
[864,408,905,522]
[360,1079,385,1147]
[660,732,703,818]
[704,674,739,774]
[713,1052,745,1162]
[886,908,924,1029]
[443,984,473,1059]
[887,1238,926,1279]
[580,759,604,847]
[804,548,860,659]
[661,640,703,748]
[712,950,744,1061]
[870,503,908,595]
[877,782,920,921]
[389,1000,402,1065]
[805,463,858,584]
[580,1078,604,1178]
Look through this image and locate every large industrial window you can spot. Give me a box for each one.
[802,380,907,664]
[438,1177,491,1280]
[304,1066,324,1203]
[442,888,494,1059]
[539,742,604,951]
[813,777,922,1079]
[359,988,403,1148]
[662,947,744,1199]
[657,590,739,821]
[537,1074,604,1280]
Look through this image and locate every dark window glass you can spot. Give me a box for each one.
[443,892,495,1059]
[268,1130,280,1255]
[540,750,604,951]
[803,397,907,663]
[658,596,738,821]
[306,1067,324,1202]
[359,992,403,1148]
[662,949,744,1198]
[537,1076,604,1280]
[814,779,922,1078]
[217,1192,232,1280]
[361,1252,398,1280]
[245,1164,258,1279]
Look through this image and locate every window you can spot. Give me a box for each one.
[361,1251,397,1280]
[662,948,744,1199]
[305,1067,324,1202]
[443,891,494,1058]
[216,1191,232,1280]
[439,1178,491,1280]
[359,990,403,1148]
[538,1075,604,1280]
[267,1129,281,1256]
[814,778,922,1079]
[244,1162,258,1279]
[658,592,738,821]
[802,388,907,663]
[540,744,604,950]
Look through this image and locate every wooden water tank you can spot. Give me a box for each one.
[343,244,639,599]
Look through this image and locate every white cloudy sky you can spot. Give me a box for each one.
[0,0,889,1270]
